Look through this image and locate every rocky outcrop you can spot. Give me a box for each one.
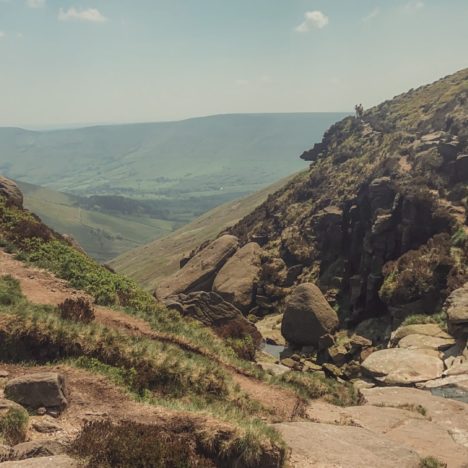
[155,235,239,300]
[445,282,468,337]
[213,242,263,312]
[281,283,339,347]
[4,373,68,412]
[361,348,444,385]
[0,177,23,208]
[164,291,262,347]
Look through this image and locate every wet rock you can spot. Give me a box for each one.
[155,235,239,300]
[361,348,444,385]
[281,283,339,347]
[4,373,68,412]
[212,242,263,312]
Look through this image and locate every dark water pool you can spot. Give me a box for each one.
[263,343,286,359]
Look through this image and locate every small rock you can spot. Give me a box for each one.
[13,440,66,461]
[31,417,62,434]
[0,371,10,379]
[0,455,79,467]
[36,408,47,416]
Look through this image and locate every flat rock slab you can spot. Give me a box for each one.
[390,324,452,346]
[362,348,444,384]
[274,422,420,468]
[360,386,468,446]
[398,334,455,351]
[0,455,79,467]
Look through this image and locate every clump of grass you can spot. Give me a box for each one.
[401,312,446,328]
[273,371,359,407]
[0,405,29,445]
[419,456,447,468]
[58,298,95,324]
[0,275,23,306]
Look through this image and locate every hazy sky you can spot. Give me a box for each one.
[0,0,467,127]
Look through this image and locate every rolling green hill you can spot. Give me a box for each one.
[110,173,298,289]
[0,113,347,199]
[18,181,175,262]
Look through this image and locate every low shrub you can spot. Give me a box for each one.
[0,406,29,445]
[72,419,213,468]
[0,275,23,306]
[58,298,95,324]
[419,456,447,468]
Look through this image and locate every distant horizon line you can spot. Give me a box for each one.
[0,110,351,132]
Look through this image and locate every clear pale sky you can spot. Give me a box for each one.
[1,0,467,128]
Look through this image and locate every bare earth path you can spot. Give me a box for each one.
[0,250,301,422]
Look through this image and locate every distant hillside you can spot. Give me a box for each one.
[110,174,297,289]
[0,113,347,199]
[18,181,175,262]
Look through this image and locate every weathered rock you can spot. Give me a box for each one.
[390,324,452,347]
[397,334,455,351]
[362,348,444,385]
[0,455,79,467]
[0,445,12,463]
[369,177,395,212]
[164,291,262,346]
[274,422,420,468]
[213,242,263,312]
[281,283,339,347]
[0,177,23,208]
[445,282,468,337]
[31,417,62,434]
[4,373,68,411]
[258,362,289,376]
[12,440,66,461]
[155,235,239,300]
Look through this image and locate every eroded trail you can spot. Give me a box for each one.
[0,250,301,422]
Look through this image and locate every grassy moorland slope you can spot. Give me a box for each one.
[0,113,347,199]
[110,173,298,289]
[18,181,175,262]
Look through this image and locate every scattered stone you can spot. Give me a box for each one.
[328,344,349,367]
[361,348,444,385]
[31,417,62,434]
[281,283,339,347]
[155,235,239,300]
[0,371,9,379]
[35,408,46,416]
[322,363,343,378]
[4,373,68,412]
[258,362,289,376]
[0,445,12,463]
[13,440,66,461]
[212,242,263,312]
[0,455,79,467]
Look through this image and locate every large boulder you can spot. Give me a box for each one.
[212,242,263,312]
[445,282,468,337]
[164,291,262,347]
[361,348,444,385]
[281,283,339,347]
[155,235,239,300]
[0,177,23,208]
[4,373,68,412]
